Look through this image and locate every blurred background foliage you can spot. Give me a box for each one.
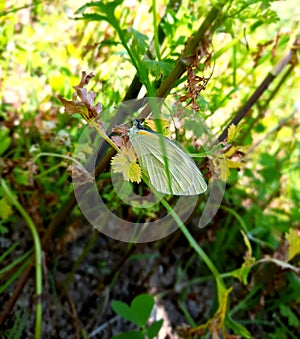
[0,0,299,338]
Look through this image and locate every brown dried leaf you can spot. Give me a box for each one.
[112,124,129,135]
[177,35,212,111]
[58,95,88,116]
[68,164,94,185]
[76,71,95,87]
[111,135,129,149]
[58,71,102,121]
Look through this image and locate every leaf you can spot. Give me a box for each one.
[58,71,102,121]
[147,319,163,339]
[0,198,13,220]
[227,124,237,143]
[229,231,256,285]
[226,315,254,339]
[111,301,138,325]
[111,330,144,339]
[223,145,245,158]
[241,230,252,258]
[285,228,300,261]
[144,60,173,80]
[79,13,107,22]
[111,148,142,183]
[111,294,155,328]
[13,168,29,186]
[227,124,244,143]
[225,158,243,170]
[131,294,155,327]
[212,156,243,182]
[75,0,123,16]
[212,156,228,181]
[279,305,299,327]
[259,153,276,167]
[0,223,9,235]
[204,280,234,339]
[76,0,123,28]
[0,128,11,156]
[127,28,149,56]
[58,95,89,116]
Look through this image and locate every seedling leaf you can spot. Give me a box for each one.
[131,294,155,327]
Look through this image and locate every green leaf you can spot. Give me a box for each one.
[111,330,144,339]
[80,13,107,22]
[111,301,138,325]
[144,60,173,80]
[279,304,299,327]
[259,153,276,167]
[226,315,254,339]
[147,319,163,339]
[0,198,13,220]
[131,294,155,327]
[112,294,155,328]
[0,223,9,235]
[12,168,30,186]
[231,230,256,285]
[128,28,149,56]
[75,0,123,16]
[76,0,123,27]
[0,128,11,156]
[285,228,300,261]
[260,167,280,183]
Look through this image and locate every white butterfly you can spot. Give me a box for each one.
[128,120,207,195]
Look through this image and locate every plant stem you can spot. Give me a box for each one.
[160,198,221,280]
[152,0,161,61]
[89,120,121,153]
[218,36,300,142]
[1,179,43,339]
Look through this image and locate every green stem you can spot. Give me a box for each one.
[1,179,42,339]
[88,119,121,153]
[220,205,249,234]
[220,205,274,249]
[112,19,152,93]
[152,0,161,61]
[32,152,84,167]
[160,198,221,280]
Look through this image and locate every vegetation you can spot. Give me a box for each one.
[0,0,299,338]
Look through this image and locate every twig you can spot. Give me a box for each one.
[253,110,298,152]
[237,64,295,145]
[88,315,119,338]
[217,36,300,143]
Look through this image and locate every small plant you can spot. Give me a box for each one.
[111,293,163,339]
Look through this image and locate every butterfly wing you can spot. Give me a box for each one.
[129,128,207,195]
